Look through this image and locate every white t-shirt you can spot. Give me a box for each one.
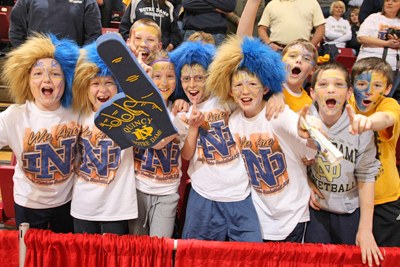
[0,101,80,209]
[71,112,138,221]
[174,97,250,202]
[134,108,183,195]
[229,105,315,240]
[325,16,352,48]
[357,12,400,70]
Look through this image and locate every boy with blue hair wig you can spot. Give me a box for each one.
[170,40,263,242]
[71,42,138,235]
[1,33,80,232]
[208,34,317,242]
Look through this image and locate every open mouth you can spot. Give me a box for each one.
[139,49,150,59]
[325,98,337,108]
[189,90,199,97]
[241,97,253,104]
[159,88,170,92]
[41,87,54,96]
[98,96,110,103]
[291,67,301,75]
[362,99,372,106]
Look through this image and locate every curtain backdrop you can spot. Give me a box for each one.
[0,230,18,267]
[175,239,400,267]
[24,229,173,267]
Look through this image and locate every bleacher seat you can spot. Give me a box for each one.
[335,48,357,73]
[102,27,119,35]
[0,165,16,228]
[0,5,11,44]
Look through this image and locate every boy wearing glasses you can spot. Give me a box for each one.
[170,41,262,242]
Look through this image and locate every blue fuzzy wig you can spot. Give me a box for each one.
[50,34,80,108]
[207,35,286,103]
[169,41,216,101]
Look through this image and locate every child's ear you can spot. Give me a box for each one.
[347,87,353,101]
[384,84,393,96]
[263,87,269,95]
[309,87,315,100]
[158,42,163,51]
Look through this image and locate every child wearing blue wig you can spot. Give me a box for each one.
[71,42,138,235]
[170,40,262,242]
[208,35,318,242]
[1,33,80,232]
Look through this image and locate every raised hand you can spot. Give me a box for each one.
[188,101,205,128]
[346,104,372,135]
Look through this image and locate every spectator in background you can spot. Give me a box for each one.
[345,0,363,19]
[9,0,102,47]
[97,0,125,28]
[346,7,361,55]
[258,0,325,52]
[318,0,347,18]
[324,1,351,48]
[226,0,265,37]
[359,0,383,24]
[356,0,400,72]
[119,0,182,51]
[181,0,236,46]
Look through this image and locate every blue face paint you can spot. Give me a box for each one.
[353,71,372,111]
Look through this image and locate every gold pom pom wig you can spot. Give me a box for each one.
[2,33,79,107]
[72,42,122,115]
[206,35,286,104]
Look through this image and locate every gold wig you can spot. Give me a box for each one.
[72,42,117,116]
[2,33,55,104]
[2,33,79,107]
[206,35,285,104]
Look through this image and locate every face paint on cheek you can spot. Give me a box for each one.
[353,72,372,111]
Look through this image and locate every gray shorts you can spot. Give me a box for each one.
[128,189,179,238]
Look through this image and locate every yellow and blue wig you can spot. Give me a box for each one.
[207,35,286,103]
[2,33,79,108]
[169,41,216,101]
[72,42,122,115]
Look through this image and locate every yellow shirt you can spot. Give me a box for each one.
[123,0,131,6]
[283,86,312,113]
[349,96,400,205]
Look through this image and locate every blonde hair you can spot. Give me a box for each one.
[72,49,100,115]
[187,31,215,45]
[129,18,161,41]
[206,35,242,103]
[282,39,319,65]
[2,33,56,104]
[330,1,346,15]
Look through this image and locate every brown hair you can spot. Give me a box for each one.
[282,39,318,65]
[351,57,393,86]
[187,31,215,45]
[311,61,350,89]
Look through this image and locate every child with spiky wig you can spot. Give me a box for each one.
[169,41,263,242]
[1,33,80,232]
[71,42,138,235]
[208,35,317,242]
[129,50,184,238]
